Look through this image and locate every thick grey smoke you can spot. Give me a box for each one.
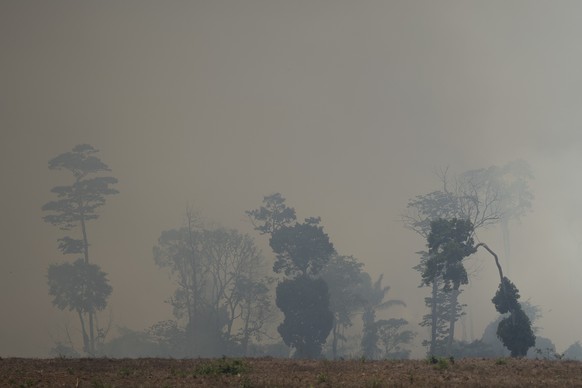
[2,1,582,356]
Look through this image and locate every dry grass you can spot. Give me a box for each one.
[1,356,582,387]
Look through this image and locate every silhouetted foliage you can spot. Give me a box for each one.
[421,218,476,355]
[564,341,582,360]
[249,194,338,358]
[405,162,534,355]
[47,259,112,354]
[43,144,118,355]
[270,218,334,278]
[358,274,407,359]
[377,318,415,359]
[153,212,272,356]
[42,144,118,238]
[320,255,366,358]
[404,162,533,238]
[276,276,333,358]
[492,277,521,314]
[246,193,296,235]
[492,277,535,357]
[425,219,476,289]
[497,309,535,357]
[48,259,112,313]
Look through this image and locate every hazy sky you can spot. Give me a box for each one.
[2,1,582,357]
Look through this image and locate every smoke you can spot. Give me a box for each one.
[2,0,582,356]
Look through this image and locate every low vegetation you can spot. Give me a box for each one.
[2,357,582,387]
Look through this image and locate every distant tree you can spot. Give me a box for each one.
[249,194,335,358]
[492,278,535,357]
[42,144,119,262]
[47,259,112,355]
[147,320,189,357]
[419,283,464,355]
[377,318,416,359]
[564,341,582,360]
[320,254,366,359]
[404,162,533,238]
[47,258,112,319]
[480,301,543,358]
[528,336,558,359]
[492,161,534,273]
[422,218,476,355]
[276,276,333,358]
[42,144,118,355]
[270,217,334,278]
[358,274,407,359]
[246,193,296,235]
[271,217,335,358]
[99,326,161,358]
[404,162,533,352]
[232,275,275,355]
[153,212,272,356]
[404,167,502,238]
[476,243,535,357]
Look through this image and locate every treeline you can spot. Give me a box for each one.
[42,145,582,360]
[43,145,414,359]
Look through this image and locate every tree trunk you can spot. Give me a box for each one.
[241,312,250,356]
[77,310,89,354]
[501,219,511,276]
[79,210,95,355]
[89,311,95,355]
[429,279,438,355]
[446,289,460,355]
[331,318,339,359]
[80,213,90,264]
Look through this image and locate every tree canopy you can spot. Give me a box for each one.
[43,144,118,355]
[270,218,335,278]
[276,276,334,358]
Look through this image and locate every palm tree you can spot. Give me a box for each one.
[358,274,405,359]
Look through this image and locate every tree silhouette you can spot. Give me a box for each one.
[422,218,476,355]
[47,259,112,352]
[43,144,118,355]
[358,274,406,359]
[248,194,334,358]
[276,276,333,358]
[476,243,535,357]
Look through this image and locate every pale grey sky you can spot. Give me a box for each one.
[2,1,582,356]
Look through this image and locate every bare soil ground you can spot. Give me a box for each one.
[2,357,582,387]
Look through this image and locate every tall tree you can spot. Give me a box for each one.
[403,161,533,241]
[420,219,476,355]
[270,217,335,358]
[404,162,533,355]
[153,213,272,356]
[42,144,118,355]
[249,194,335,358]
[418,280,463,355]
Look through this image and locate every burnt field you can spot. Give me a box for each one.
[2,357,582,387]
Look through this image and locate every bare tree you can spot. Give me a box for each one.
[153,212,273,356]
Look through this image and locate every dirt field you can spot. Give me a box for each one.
[2,357,582,387]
